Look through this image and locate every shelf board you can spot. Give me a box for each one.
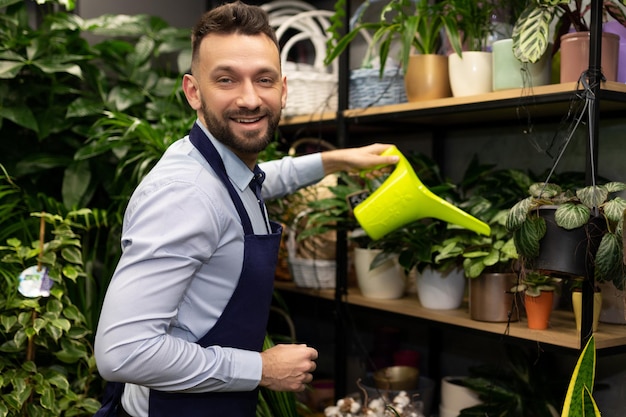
[274,281,626,351]
[278,82,626,128]
[279,110,336,126]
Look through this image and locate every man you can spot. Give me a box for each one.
[94,2,398,416]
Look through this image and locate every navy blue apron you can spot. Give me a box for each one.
[95,123,282,417]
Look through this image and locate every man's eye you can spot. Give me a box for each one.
[259,78,275,85]
[217,78,233,84]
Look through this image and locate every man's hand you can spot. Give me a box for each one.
[321,143,399,175]
[259,344,318,392]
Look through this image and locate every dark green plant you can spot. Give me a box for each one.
[450,0,499,52]
[458,343,562,417]
[512,0,626,63]
[455,159,532,278]
[324,0,463,77]
[506,181,626,286]
[0,211,100,416]
[1,0,194,327]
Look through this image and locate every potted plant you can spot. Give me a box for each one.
[455,160,532,322]
[491,0,554,91]
[299,169,407,299]
[510,271,562,329]
[324,0,463,102]
[447,0,501,96]
[457,343,562,417]
[505,181,626,282]
[570,278,603,332]
[511,0,626,82]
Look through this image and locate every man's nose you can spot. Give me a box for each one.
[235,80,262,109]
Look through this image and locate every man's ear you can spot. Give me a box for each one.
[182,73,202,110]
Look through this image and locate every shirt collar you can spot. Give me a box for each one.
[195,120,262,193]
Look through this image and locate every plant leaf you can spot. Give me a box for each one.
[512,5,556,63]
[561,336,595,417]
[555,203,590,230]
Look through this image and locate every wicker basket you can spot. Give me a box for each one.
[286,209,336,289]
[274,10,338,117]
[350,66,407,109]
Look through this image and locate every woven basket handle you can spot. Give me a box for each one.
[274,10,337,74]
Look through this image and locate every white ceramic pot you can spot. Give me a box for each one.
[416,266,466,310]
[492,38,551,91]
[448,51,493,97]
[354,247,405,299]
[440,376,482,414]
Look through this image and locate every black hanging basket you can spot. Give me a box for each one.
[533,207,606,278]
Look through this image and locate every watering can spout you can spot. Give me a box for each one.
[353,146,491,240]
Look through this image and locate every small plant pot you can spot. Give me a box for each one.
[448,51,493,97]
[524,291,554,330]
[416,266,466,310]
[354,248,405,299]
[469,273,520,322]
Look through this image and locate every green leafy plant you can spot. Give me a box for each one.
[506,181,626,286]
[450,0,499,52]
[456,160,533,278]
[512,0,626,63]
[1,0,194,332]
[324,0,463,77]
[510,270,562,297]
[300,152,459,273]
[0,211,101,417]
[458,343,562,417]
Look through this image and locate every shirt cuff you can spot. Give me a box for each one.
[229,348,263,391]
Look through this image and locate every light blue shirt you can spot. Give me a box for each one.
[94,121,324,417]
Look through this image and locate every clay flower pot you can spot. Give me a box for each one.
[524,291,554,330]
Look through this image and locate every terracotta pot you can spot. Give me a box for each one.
[603,21,626,83]
[448,51,493,97]
[559,31,619,83]
[572,290,602,332]
[524,291,554,330]
[492,38,551,91]
[469,273,520,322]
[404,54,451,101]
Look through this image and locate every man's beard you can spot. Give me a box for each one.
[201,100,280,154]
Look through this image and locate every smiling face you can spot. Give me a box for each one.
[183,32,287,168]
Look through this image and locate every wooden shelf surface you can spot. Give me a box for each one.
[279,81,626,128]
[274,281,626,351]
